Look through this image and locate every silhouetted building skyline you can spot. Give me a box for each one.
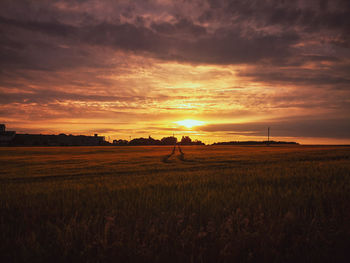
[0,124,106,146]
[0,124,16,145]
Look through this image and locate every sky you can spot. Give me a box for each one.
[0,0,349,144]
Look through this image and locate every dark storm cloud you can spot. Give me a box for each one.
[1,0,349,70]
[201,0,350,32]
[0,15,75,37]
[0,14,298,67]
[151,18,207,37]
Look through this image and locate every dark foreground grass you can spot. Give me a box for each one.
[0,146,350,262]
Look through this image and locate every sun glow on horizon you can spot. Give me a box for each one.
[175,119,205,129]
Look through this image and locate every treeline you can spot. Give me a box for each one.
[212,140,299,145]
[113,136,204,146]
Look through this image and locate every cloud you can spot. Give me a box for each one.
[0,0,349,142]
[0,15,75,37]
[0,15,299,67]
[1,0,349,71]
[238,67,350,87]
[0,89,149,104]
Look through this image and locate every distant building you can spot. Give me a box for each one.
[11,133,106,146]
[0,123,108,146]
[0,124,16,145]
[113,139,128,145]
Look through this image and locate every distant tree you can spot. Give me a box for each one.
[129,136,161,145]
[212,140,298,145]
[192,139,205,145]
[147,136,161,145]
[129,138,148,145]
[180,136,192,145]
[179,136,205,145]
[161,136,177,145]
[113,139,128,146]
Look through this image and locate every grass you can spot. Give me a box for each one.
[0,145,350,262]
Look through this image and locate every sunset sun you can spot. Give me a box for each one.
[175,119,205,129]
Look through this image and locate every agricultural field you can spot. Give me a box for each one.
[0,145,350,262]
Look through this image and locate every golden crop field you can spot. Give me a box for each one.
[1,145,350,262]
